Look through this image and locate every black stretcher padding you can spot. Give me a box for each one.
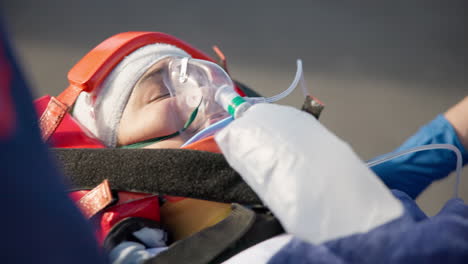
[52,148,262,204]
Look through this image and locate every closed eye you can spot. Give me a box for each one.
[148,93,170,103]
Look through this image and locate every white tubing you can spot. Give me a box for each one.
[265,60,303,103]
[181,116,233,147]
[367,144,463,199]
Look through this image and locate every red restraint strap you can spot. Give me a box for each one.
[39,85,82,141]
[75,179,113,219]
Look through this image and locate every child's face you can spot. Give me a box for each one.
[117,58,187,148]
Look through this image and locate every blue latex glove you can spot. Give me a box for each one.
[371,115,468,198]
[269,191,468,264]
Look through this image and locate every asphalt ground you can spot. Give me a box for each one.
[3,0,467,215]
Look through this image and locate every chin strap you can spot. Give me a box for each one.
[119,100,202,149]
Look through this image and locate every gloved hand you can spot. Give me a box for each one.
[268,191,468,264]
[371,115,468,198]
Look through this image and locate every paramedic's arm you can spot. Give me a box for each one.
[445,96,468,150]
[371,97,468,199]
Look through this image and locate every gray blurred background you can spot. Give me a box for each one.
[3,0,467,215]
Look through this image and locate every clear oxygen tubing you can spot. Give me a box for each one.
[265,59,303,103]
[218,59,305,119]
[366,144,463,199]
[181,116,233,147]
[243,59,304,105]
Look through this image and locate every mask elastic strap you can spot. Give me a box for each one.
[119,100,202,149]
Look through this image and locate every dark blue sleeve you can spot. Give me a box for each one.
[371,114,468,198]
[0,19,107,263]
[268,191,468,264]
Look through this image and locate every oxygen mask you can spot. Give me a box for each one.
[121,56,238,148]
[163,57,235,128]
